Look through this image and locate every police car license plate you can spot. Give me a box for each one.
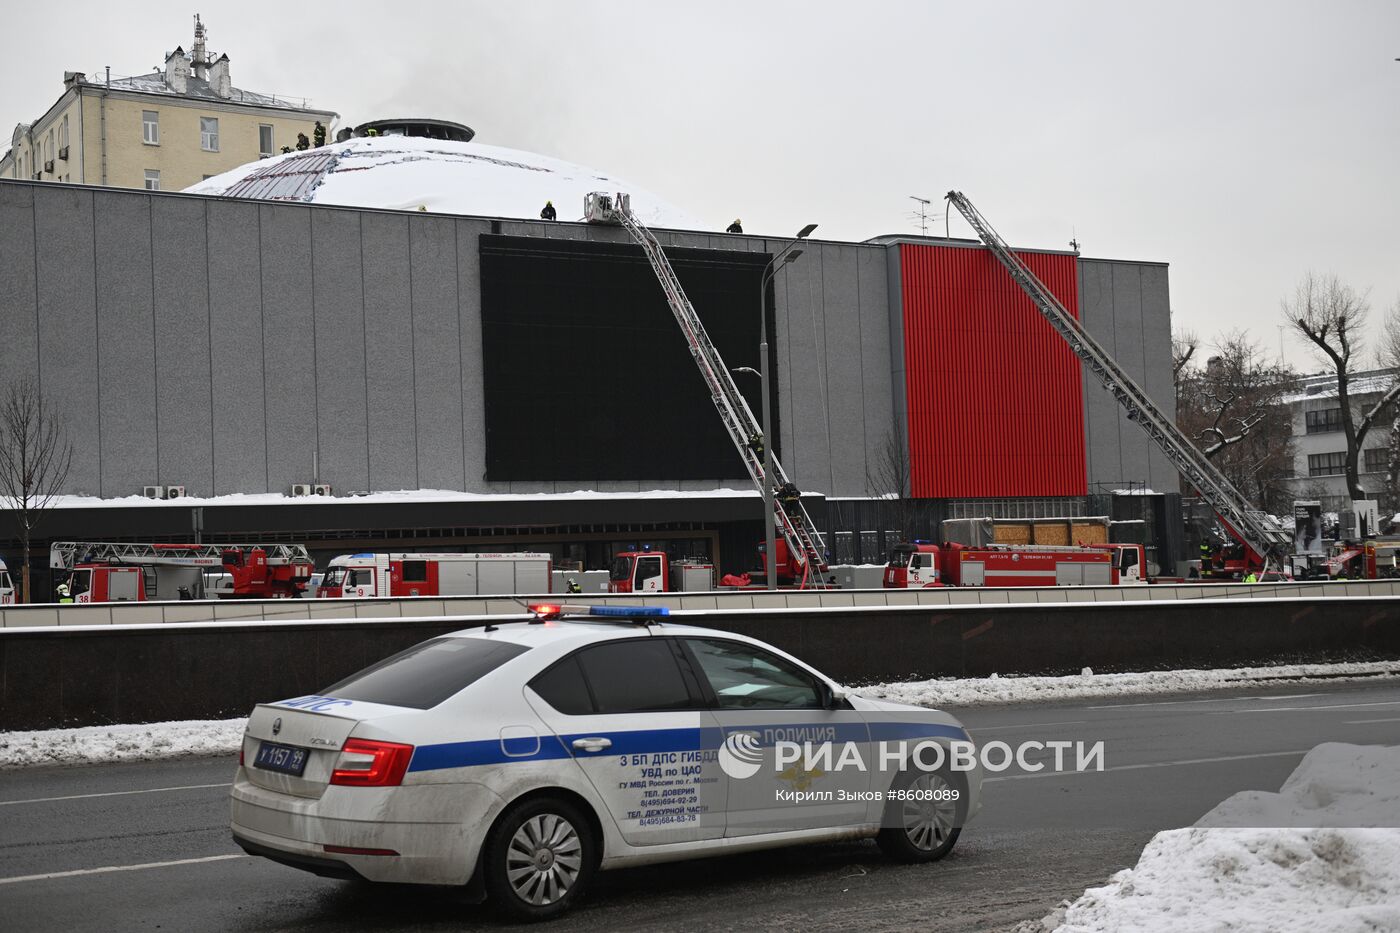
[254,741,309,776]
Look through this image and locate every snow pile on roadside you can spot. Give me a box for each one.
[1196,743,1400,829]
[0,719,246,769]
[1035,744,1400,933]
[864,660,1400,709]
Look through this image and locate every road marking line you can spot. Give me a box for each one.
[0,782,232,807]
[1088,694,1322,709]
[983,749,1309,783]
[967,720,1088,732]
[0,854,247,886]
[1233,701,1400,713]
[1344,717,1400,724]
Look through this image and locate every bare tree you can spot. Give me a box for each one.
[1172,327,1199,388]
[0,377,73,602]
[1379,298,1400,515]
[1176,330,1295,512]
[864,421,933,543]
[1285,273,1400,501]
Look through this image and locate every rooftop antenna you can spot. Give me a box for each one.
[908,195,933,236]
[192,14,208,77]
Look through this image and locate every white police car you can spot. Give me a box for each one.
[230,606,981,920]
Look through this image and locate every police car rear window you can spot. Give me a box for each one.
[322,637,529,709]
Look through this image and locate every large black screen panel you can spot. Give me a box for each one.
[480,235,777,482]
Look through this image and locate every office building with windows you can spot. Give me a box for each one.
[0,16,336,191]
[1283,368,1398,514]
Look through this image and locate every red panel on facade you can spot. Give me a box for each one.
[901,243,1086,498]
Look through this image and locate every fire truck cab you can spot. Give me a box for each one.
[1088,543,1149,583]
[318,552,554,598]
[0,559,15,605]
[884,541,1119,588]
[68,565,146,602]
[608,551,715,593]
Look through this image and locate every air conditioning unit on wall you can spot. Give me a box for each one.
[142,485,165,499]
[164,486,186,499]
[289,484,312,497]
[313,484,333,497]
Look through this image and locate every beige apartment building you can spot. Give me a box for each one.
[1,17,337,192]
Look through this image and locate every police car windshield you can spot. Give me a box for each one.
[322,637,529,709]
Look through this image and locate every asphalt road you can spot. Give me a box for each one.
[4,679,1399,932]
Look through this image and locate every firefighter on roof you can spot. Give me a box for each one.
[727,218,743,234]
[540,200,557,221]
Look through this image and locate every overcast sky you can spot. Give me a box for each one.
[4,1,1396,370]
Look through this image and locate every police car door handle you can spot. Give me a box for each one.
[571,737,612,753]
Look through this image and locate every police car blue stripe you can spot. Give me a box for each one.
[408,721,967,773]
[408,727,717,773]
[408,737,572,772]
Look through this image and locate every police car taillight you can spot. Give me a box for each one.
[330,739,414,787]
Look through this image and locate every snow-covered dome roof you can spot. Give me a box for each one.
[184,135,701,229]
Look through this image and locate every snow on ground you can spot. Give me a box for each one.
[864,660,1400,709]
[6,661,1400,769]
[0,719,246,769]
[1029,744,1400,933]
[10,486,760,511]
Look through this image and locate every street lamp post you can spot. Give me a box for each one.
[759,223,817,589]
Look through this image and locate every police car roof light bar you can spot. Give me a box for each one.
[527,603,670,624]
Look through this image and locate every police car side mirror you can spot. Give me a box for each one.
[825,683,848,708]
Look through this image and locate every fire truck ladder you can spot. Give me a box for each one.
[943,190,1292,569]
[586,192,827,586]
[50,541,314,570]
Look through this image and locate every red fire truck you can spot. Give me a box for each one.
[317,552,554,598]
[883,541,1126,588]
[49,541,316,602]
[0,558,14,605]
[608,551,715,593]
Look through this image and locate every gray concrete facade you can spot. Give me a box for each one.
[0,180,894,499]
[1077,258,1179,493]
[0,179,1174,502]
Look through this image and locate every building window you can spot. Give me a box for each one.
[1363,447,1389,474]
[144,169,160,191]
[1308,452,1346,477]
[60,115,68,149]
[1320,495,1347,514]
[258,124,274,158]
[1305,407,1344,434]
[200,116,219,152]
[143,110,159,145]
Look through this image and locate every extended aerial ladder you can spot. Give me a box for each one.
[944,191,1293,570]
[50,541,315,570]
[584,192,828,586]
[51,541,317,599]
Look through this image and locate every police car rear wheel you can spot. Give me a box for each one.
[486,797,596,920]
[876,768,964,863]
